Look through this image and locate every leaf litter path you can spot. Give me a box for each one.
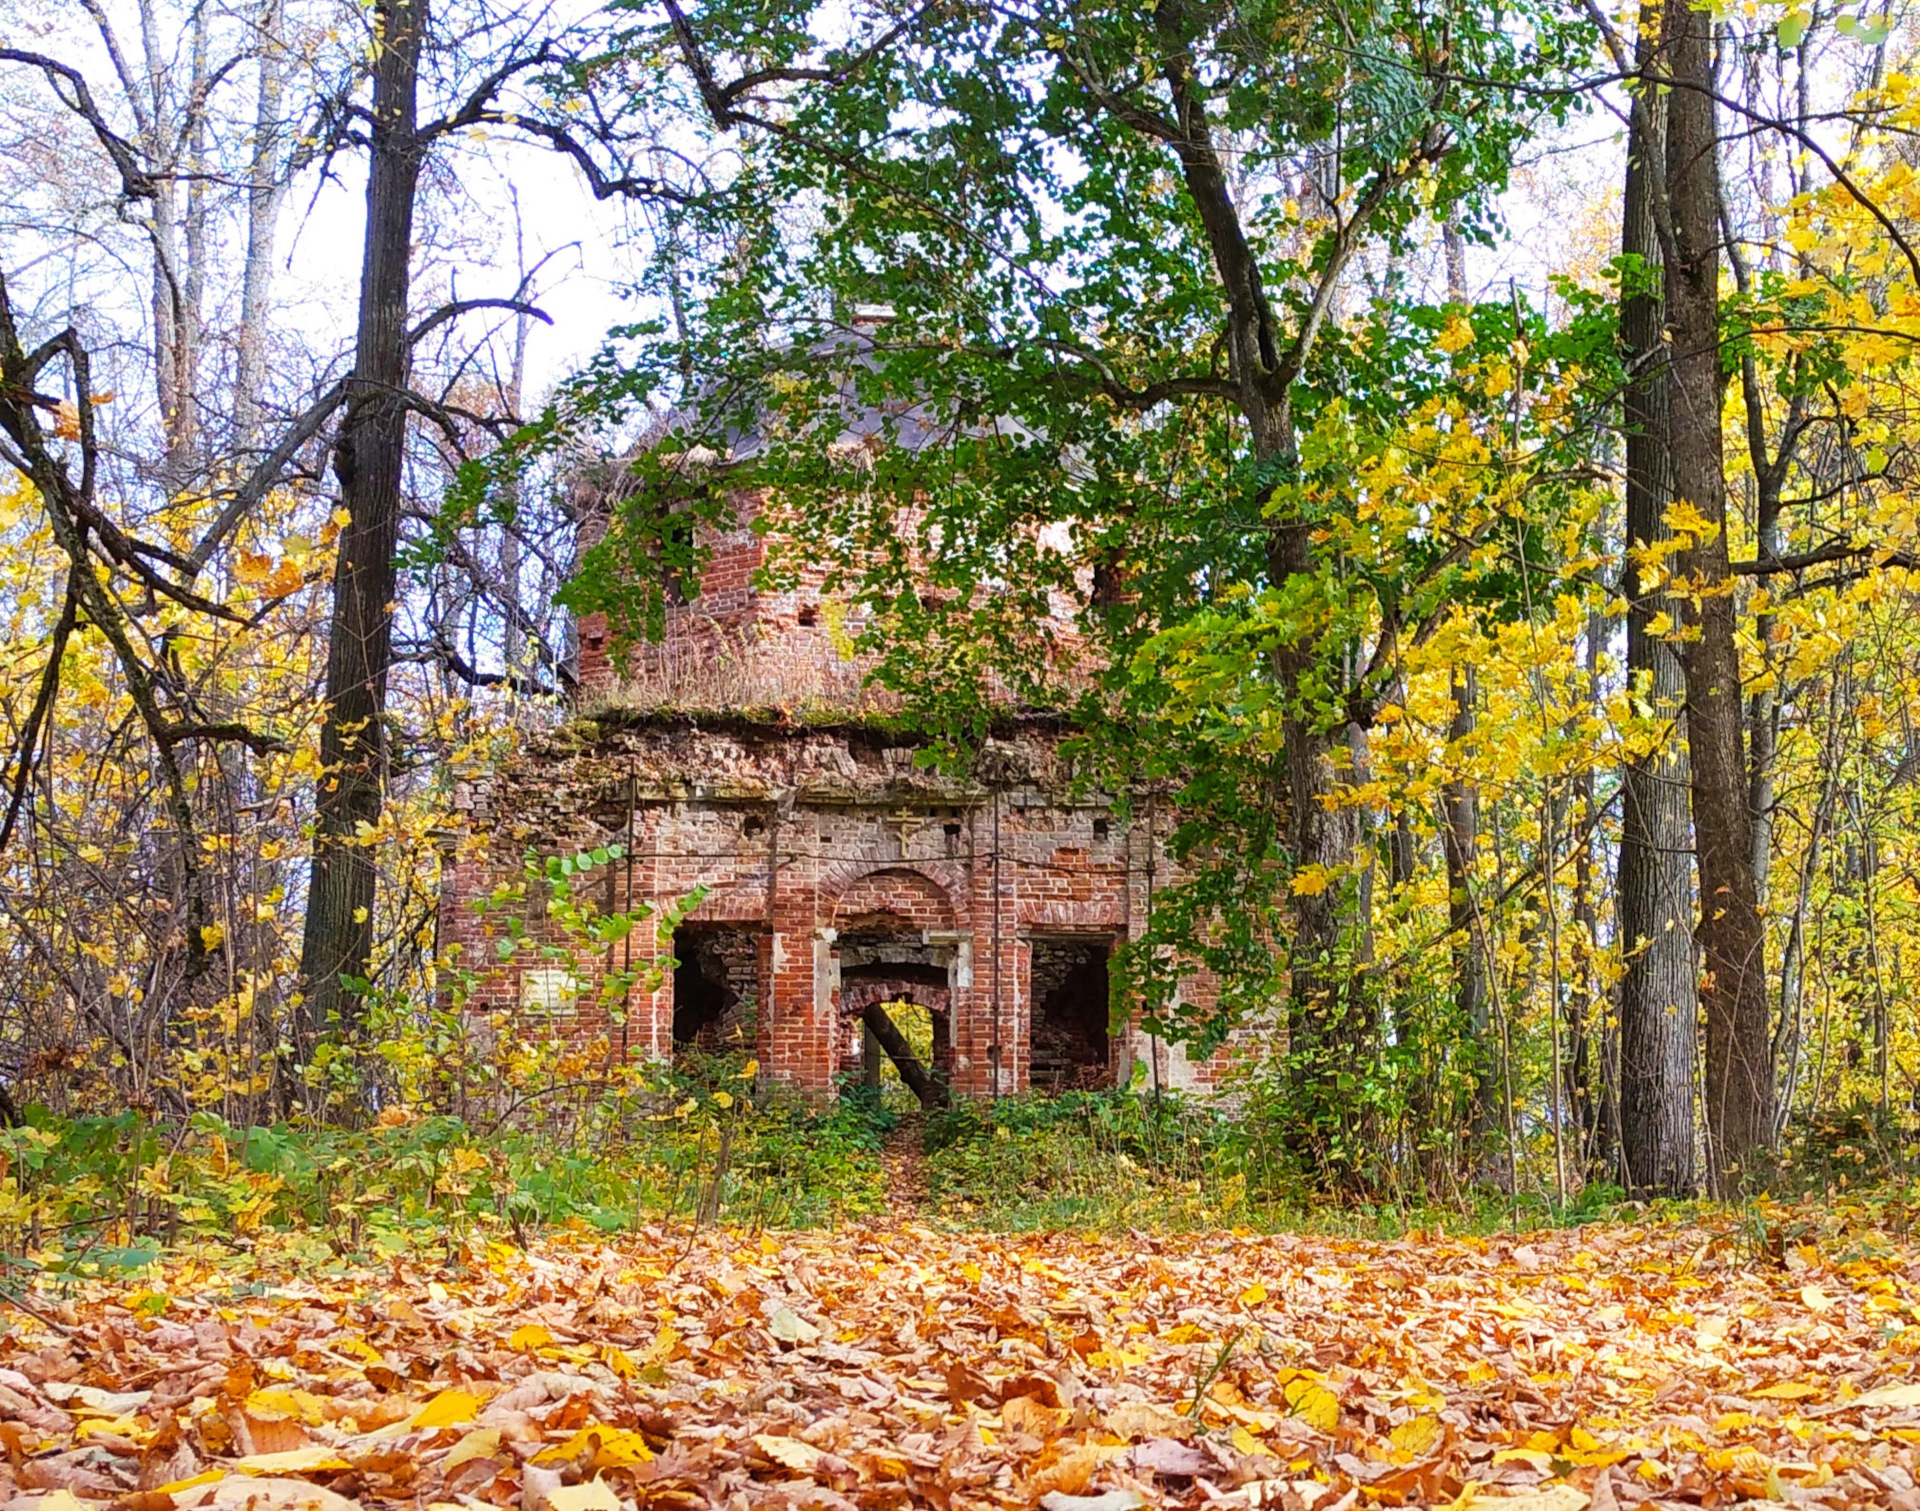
[4,1218,1920,1511]
[880,1116,928,1218]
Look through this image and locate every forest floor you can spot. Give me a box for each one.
[4,1209,1920,1511]
[880,1113,929,1219]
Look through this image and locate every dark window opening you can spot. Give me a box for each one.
[1092,816,1110,840]
[743,814,767,839]
[1030,938,1113,1092]
[797,604,820,626]
[672,927,760,1056]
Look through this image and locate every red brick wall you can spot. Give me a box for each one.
[441,721,1235,1101]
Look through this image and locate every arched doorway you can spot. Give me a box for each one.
[826,866,962,1107]
[837,939,953,1107]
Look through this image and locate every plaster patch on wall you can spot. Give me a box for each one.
[520,967,580,1015]
[1122,1029,1204,1092]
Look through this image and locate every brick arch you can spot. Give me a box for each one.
[831,866,955,934]
[687,879,773,923]
[837,972,955,1083]
[841,976,951,1017]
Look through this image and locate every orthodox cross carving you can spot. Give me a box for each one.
[885,807,921,857]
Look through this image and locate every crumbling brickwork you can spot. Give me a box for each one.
[442,714,1228,1096]
[446,462,1233,1098]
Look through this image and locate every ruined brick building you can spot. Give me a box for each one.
[440,371,1227,1101]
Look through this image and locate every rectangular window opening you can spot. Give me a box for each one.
[1029,937,1115,1093]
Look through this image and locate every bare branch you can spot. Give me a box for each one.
[408,297,552,348]
[0,47,154,199]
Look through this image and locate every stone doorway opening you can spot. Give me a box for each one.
[671,926,760,1059]
[1030,937,1114,1092]
[837,935,953,1107]
[865,1000,936,1109]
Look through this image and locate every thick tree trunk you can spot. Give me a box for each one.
[1616,24,1699,1198]
[1274,536,1369,1164]
[1662,0,1774,1195]
[1152,0,1380,1177]
[297,0,425,1068]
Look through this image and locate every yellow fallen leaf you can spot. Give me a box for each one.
[1240,1283,1268,1305]
[1283,1377,1339,1434]
[535,1427,655,1469]
[602,1345,637,1379]
[156,1473,225,1496]
[1230,1425,1273,1457]
[75,1414,144,1443]
[412,1388,485,1429]
[1799,1285,1833,1315]
[508,1324,553,1350]
[1390,1413,1442,1460]
[543,1480,622,1511]
[641,1324,679,1366]
[247,1388,329,1425]
[443,1427,503,1471]
[236,1447,353,1475]
[753,1434,825,1473]
[1751,1381,1822,1401]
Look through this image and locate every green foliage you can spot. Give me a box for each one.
[470,0,1609,1130]
[921,1090,1260,1230]
[0,1086,888,1271]
[1780,1101,1917,1194]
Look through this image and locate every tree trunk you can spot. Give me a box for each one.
[1662,0,1774,1195]
[1438,228,1495,1177]
[861,1003,948,1108]
[1274,570,1369,1166]
[1441,667,1493,1164]
[1616,19,1698,1198]
[178,0,208,475]
[133,0,190,478]
[1573,611,1614,1177]
[297,0,425,1070]
[234,0,289,454]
